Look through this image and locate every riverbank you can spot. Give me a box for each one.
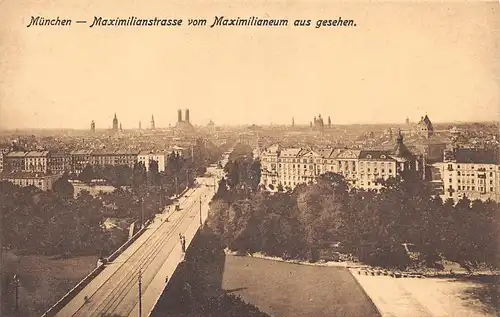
[1,251,97,317]
[225,251,498,316]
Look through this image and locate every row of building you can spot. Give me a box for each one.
[259,132,500,202]
[260,132,420,191]
[0,149,184,180]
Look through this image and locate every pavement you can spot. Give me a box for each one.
[350,269,494,317]
[55,177,218,317]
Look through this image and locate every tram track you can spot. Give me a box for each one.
[69,183,209,317]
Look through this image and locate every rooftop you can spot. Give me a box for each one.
[0,171,59,179]
[454,148,499,164]
[5,151,28,158]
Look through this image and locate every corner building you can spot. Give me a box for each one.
[260,132,421,191]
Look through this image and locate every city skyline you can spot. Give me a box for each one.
[0,1,498,129]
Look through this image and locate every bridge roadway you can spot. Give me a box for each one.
[54,176,217,317]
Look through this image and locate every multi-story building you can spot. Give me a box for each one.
[90,150,139,168]
[48,152,72,174]
[90,151,116,167]
[434,148,500,202]
[137,151,167,172]
[0,152,3,172]
[260,132,421,191]
[70,150,92,174]
[4,152,27,172]
[24,151,49,173]
[0,172,61,191]
[116,150,139,167]
[416,115,434,139]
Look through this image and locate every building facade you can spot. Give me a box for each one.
[434,148,500,202]
[24,151,49,173]
[260,133,421,191]
[48,152,72,174]
[70,150,93,174]
[137,151,167,172]
[90,150,138,168]
[0,172,61,191]
[417,115,434,139]
[4,152,27,172]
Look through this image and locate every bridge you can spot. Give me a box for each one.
[43,160,227,317]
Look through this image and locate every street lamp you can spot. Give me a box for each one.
[138,270,142,317]
[199,197,202,226]
[13,274,20,314]
[140,198,145,229]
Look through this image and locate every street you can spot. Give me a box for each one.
[54,176,218,317]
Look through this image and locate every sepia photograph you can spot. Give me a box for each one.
[0,0,499,316]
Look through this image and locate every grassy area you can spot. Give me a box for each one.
[2,251,97,317]
[151,231,270,317]
[221,255,380,317]
[454,275,499,316]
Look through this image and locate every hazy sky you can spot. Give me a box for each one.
[0,0,498,129]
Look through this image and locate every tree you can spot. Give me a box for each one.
[148,159,160,186]
[52,172,74,198]
[78,164,95,183]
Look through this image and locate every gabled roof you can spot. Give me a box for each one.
[418,115,433,128]
[5,151,27,158]
[280,148,304,157]
[25,151,49,157]
[336,149,361,159]
[300,150,322,158]
[316,148,336,158]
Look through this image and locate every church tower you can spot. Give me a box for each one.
[112,113,119,132]
[151,115,155,129]
[90,120,95,133]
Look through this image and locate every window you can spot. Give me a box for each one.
[449,178,452,183]
[381,155,386,159]
[458,186,461,190]
[367,155,372,159]
[491,187,494,192]
[472,186,475,191]
[490,172,493,177]
[457,171,461,176]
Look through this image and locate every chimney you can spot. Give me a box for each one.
[185,109,190,123]
[177,109,182,122]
